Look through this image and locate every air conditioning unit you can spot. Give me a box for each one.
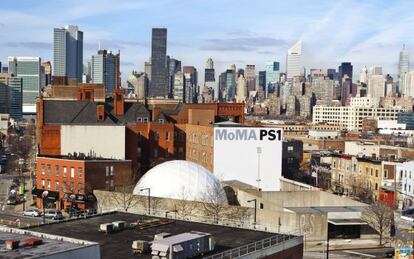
[112,221,126,230]
[99,223,114,233]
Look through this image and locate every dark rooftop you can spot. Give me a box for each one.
[30,212,280,259]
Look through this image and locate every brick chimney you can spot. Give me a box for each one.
[97,104,105,122]
[152,107,161,122]
[113,88,125,116]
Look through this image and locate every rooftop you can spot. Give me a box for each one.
[29,211,282,259]
[0,226,97,259]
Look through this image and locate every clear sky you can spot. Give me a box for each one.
[0,0,412,82]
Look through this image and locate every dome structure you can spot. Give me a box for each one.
[133,160,227,203]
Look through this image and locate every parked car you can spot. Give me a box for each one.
[44,210,64,220]
[383,248,395,258]
[23,208,41,217]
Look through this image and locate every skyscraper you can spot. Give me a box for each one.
[225,69,236,101]
[8,77,23,118]
[150,28,168,98]
[367,66,385,98]
[41,61,52,86]
[399,44,410,76]
[91,50,119,93]
[236,74,247,103]
[183,66,197,103]
[258,71,266,92]
[168,58,181,97]
[53,25,83,83]
[8,56,40,114]
[204,58,217,100]
[286,40,302,80]
[245,65,256,93]
[338,62,353,81]
[265,62,280,98]
[360,65,368,84]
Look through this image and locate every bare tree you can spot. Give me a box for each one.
[362,200,394,245]
[110,185,143,212]
[351,178,373,204]
[226,205,252,226]
[172,187,196,220]
[200,181,227,223]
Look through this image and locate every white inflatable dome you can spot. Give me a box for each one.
[133,160,227,203]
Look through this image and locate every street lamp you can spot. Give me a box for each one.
[18,158,25,211]
[256,147,262,189]
[42,190,48,224]
[247,199,257,226]
[140,188,151,215]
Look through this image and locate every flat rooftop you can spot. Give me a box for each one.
[0,226,95,259]
[30,211,281,259]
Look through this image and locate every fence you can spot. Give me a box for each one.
[203,233,302,259]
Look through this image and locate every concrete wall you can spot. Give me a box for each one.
[61,125,125,159]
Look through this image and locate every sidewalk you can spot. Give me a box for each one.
[305,238,387,252]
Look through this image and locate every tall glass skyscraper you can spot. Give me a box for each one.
[53,25,83,82]
[225,69,235,101]
[8,56,40,114]
[8,77,23,118]
[265,61,280,97]
[91,50,119,93]
[150,28,168,98]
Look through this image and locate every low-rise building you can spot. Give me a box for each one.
[34,155,133,211]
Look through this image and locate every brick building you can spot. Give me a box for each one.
[36,86,244,183]
[33,155,133,210]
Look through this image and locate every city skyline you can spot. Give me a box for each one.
[1,0,413,82]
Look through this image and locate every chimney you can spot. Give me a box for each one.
[152,107,161,122]
[97,104,105,122]
[113,88,125,116]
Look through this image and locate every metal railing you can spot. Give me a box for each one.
[203,233,302,259]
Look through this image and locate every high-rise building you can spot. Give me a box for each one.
[168,58,181,97]
[206,57,214,70]
[286,95,297,116]
[265,62,280,97]
[312,78,335,106]
[245,65,256,93]
[399,45,410,76]
[125,72,147,99]
[401,71,414,97]
[360,65,368,84]
[183,66,197,103]
[338,62,353,81]
[236,74,246,103]
[53,25,83,83]
[204,58,217,100]
[8,56,40,114]
[225,69,236,101]
[8,77,23,118]
[150,28,168,98]
[286,41,302,80]
[173,71,184,101]
[91,50,119,93]
[258,71,266,93]
[327,69,338,81]
[367,66,385,99]
[1,67,8,73]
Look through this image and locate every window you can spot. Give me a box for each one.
[70,182,74,192]
[78,167,83,178]
[70,167,75,178]
[47,165,51,177]
[41,179,45,189]
[47,180,51,190]
[63,184,67,192]
[154,131,159,141]
[55,165,59,177]
[110,180,114,187]
[55,181,60,191]
[41,164,45,175]
[375,183,378,190]
[143,118,148,123]
[166,132,170,141]
[137,147,142,157]
[288,146,293,152]
[383,169,388,179]
[159,119,164,123]
[375,170,378,178]
[78,183,83,193]
[63,167,67,177]
[110,166,114,176]
[137,117,143,123]
[105,166,109,176]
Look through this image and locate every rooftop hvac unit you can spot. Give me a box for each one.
[112,221,127,230]
[99,223,114,233]
[154,232,172,241]
[151,231,215,259]
[132,240,149,254]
